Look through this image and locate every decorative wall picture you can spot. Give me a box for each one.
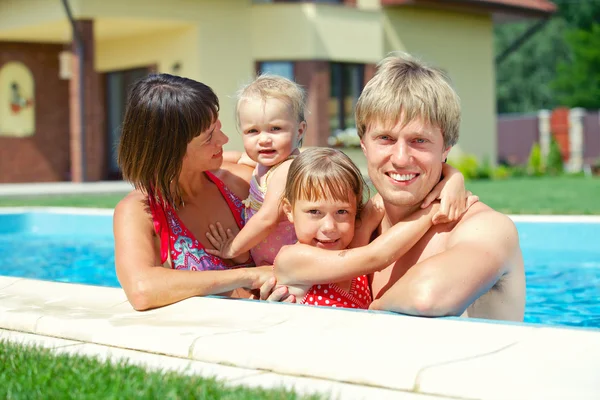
[0,61,35,137]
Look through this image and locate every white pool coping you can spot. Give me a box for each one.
[1,276,599,399]
[3,206,600,224]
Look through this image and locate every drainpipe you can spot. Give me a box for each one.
[496,17,551,65]
[61,0,86,182]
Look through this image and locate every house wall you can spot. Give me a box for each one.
[0,43,70,183]
[383,7,496,162]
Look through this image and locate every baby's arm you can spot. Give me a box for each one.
[274,203,439,286]
[205,161,291,259]
[421,163,479,224]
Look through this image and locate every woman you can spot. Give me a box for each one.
[113,74,280,311]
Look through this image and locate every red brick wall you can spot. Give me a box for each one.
[0,42,70,183]
[295,61,330,147]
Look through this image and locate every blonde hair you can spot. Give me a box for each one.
[355,52,461,147]
[235,74,306,127]
[284,147,366,218]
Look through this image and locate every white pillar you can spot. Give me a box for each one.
[538,109,551,162]
[568,108,585,172]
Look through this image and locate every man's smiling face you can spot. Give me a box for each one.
[361,117,451,208]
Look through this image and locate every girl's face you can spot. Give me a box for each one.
[182,119,228,172]
[238,97,306,167]
[284,193,357,251]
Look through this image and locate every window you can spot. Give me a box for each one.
[258,61,294,81]
[329,63,364,139]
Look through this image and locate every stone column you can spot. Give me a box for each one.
[538,109,551,161]
[69,19,104,182]
[295,61,330,147]
[568,108,585,172]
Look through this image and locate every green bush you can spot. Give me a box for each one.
[449,154,479,180]
[475,156,493,180]
[546,137,564,175]
[492,165,511,180]
[527,143,544,176]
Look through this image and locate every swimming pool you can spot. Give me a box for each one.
[1,209,599,328]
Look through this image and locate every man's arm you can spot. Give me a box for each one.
[369,210,521,317]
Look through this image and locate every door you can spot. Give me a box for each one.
[105,66,152,180]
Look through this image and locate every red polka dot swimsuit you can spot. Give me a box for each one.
[300,275,372,309]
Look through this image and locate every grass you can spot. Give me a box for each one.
[0,176,598,214]
[464,175,600,215]
[0,339,320,400]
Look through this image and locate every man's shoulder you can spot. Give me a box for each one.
[448,201,520,253]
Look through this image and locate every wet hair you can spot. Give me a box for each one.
[235,73,307,127]
[117,73,219,207]
[284,147,367,218]
[356,52,461,147]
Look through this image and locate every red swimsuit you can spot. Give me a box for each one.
[148,171,253,271]
[300,275,372,309]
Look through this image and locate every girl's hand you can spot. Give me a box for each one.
[421,164,479,225]
[249,274,296,303]
[205,222,246,261]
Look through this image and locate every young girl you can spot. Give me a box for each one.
[207,74,471,268]
[274,147,475,309]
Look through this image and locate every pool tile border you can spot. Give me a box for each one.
[1,278,599,399]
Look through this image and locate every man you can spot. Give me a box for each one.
[260,52,525,321]
[356,53,525,321]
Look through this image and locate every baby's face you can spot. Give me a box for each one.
[286,194,357,251]
[238,96,304,167]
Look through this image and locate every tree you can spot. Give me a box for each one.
[495,1,600,113]
[552,24,600,109]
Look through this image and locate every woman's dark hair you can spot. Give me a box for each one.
[117,74,219,207]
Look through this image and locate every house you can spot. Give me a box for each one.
[0,0,555,183]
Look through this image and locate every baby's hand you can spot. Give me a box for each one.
[205,222,241,260]
[421,164,479,225]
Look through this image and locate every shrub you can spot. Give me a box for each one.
[546,137,564,175]
[475,156,493,180]
[492,165,511,180]
[527,143,544,176]
[449,154,479,180]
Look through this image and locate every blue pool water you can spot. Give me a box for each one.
[0,210,599,328]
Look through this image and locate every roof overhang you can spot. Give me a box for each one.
[381,0,557,22]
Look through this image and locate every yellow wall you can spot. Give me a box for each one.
[383,7,496,162]
[96,27,199,79]
[194,0,254,151]
[252,3,382,63]
[93,0,254,151]
[0,0,64,31]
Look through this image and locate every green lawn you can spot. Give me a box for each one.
[0,176,598,214]
[465,176,600,215]
[0,340,319,400]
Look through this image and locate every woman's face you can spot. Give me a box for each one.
[182,119,229,172]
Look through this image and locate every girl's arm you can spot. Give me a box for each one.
[113,191,274,311]
[348,193,385,249]
[421,163,479,224]
[205,161,292,259]
[274,203,439,286]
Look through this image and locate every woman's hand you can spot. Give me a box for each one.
[421,164,479,224]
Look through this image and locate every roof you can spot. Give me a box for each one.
[380,0,557,19]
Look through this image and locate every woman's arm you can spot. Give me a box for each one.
[274,204,438,286]
[113,192,273,311]
[205,161,291,259]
